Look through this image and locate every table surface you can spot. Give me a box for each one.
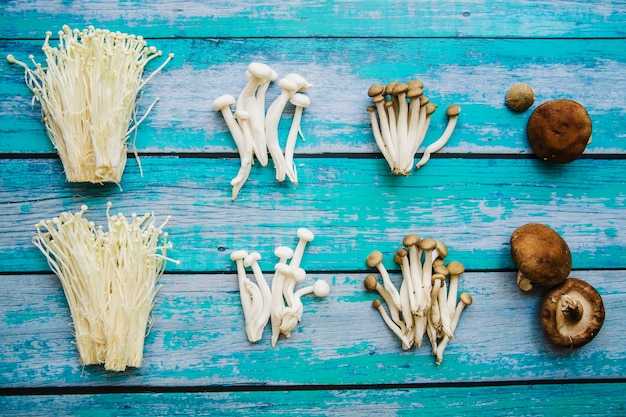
[1,1,625,415]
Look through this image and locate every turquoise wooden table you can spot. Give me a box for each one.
[1,1,626,415]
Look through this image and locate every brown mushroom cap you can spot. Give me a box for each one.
[505,83,535,112]
[364,275,379,291]
[366,250,384,268]
[510,223,572,290]
[526,99,592,163]
[368,84,385,97]
[540,278,605,348]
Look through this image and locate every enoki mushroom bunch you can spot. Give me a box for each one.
[366,81,461,175]
[32,203,179,371]
[230,228,330,347]
[7,25,174,184]
[213,62,312,200]
[365,234,472,365]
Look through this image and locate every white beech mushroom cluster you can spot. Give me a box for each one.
[32,203,179,371]
[365,234,472,365]
[230,228,330,347]
[213,62,312,200]
[6,25,174,184]
[366,81,461,175]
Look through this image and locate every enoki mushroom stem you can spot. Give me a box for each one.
[7,26,173,184]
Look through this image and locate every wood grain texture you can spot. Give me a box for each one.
[1,0,625,413]
[1,271,624,388]
[2,38,625,154]
[1,157,625,273]
[2,383,626,417]
[2,0,625,39]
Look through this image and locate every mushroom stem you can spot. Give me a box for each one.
[372,299,411,350]
[244,252,272,343]
[446,261,465,317]
[290,227,314,270]
[366,250,402,311]
[230,250,252,325]
[265,77,298,182]
[270,246,293,347]
[403,234,424,315]
[416,104,461,169]
[436,292,472,365]
[284,93,310,185]
[364,275,406,332]
[560,294,584,322]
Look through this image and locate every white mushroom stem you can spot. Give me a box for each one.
[284,93,310,185]
[265,77,298,182]
[403,235,424,315]
[437,280,453,339]
[269,246,294,347]
[397,249,418,315]
[366,251,402,311]
[436,292,472,365]
[416,104,461,169]
[385,100,399,172]
[289,227,314,270]
[364,275,406,332]
[413,314,427,349]
[212,94,253,201]
[230,110,255,201]
[243,277,263,342]
[277,264,307,337]
[244,252,272,343]
[399,274,413,334]
[446,261,465,317]
[292,279,331,323]
[372,299,411,350]
[372,95,396,164]
[429,275,444,331]
[367,106,394,170]
[426,316,439,355]
[420,238,437,311]
[230,249,252,323]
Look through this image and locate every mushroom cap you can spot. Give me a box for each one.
[372,299,383,309]
[459,292,473,306]
[407,80,424,90]
[212,94,236,111]
[406,87,423,99]
[435,240,448,258]
[526,99,592,163]
[419,237,437,251]
[540,278,605,348]
[296,227,315,242]
[396,247,408,258]
[391,82,408,96]
[385,81,399,96]
[425,103,438,116]
[434,264,449,276]
[290,93,311,108]
[446,261,465,276]
[313,280,331,297]
[366,250,384,268]
[364,275,379,291]
[446,104,461,117]
[274,245,294,260]
[510,223,572,288]
[431,273,446,284]
[505,83,535,112]
[402,233,420,247]
[230,249,248,261]
[247,62,274,80]
[368,84,385,97]
[278,77,298,92]
[243,251,261,267]
[286,73,312,91]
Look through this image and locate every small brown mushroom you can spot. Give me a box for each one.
[505,83,535,112]
[526,99,592,163]
[510,223,572,291]
[540,278,605,348]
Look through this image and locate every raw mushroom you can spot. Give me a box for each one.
[284,93,311,185]
[415,104,461,169]
[505,83,535,112]
[540,278,605,348]
[526,99,592,163]
[510,223,572,291]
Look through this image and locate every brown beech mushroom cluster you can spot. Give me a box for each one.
[510,223,605,348]
[526,99,592,163]
[364,234,471,365]
[366,81,461,175]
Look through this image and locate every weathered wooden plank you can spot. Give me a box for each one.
[1,382,625,416]
[1,157,625,273]
[1,38,624,154]
[1,0,625,39]
[0,270,623,387]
